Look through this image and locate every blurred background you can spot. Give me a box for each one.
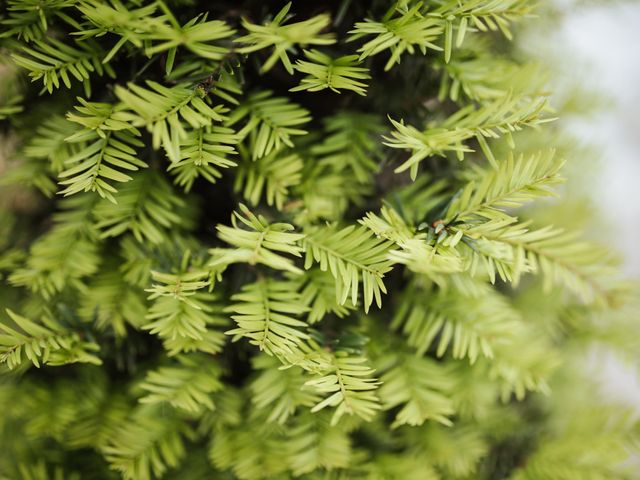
[554,0,640,279]
[528,0,640,405]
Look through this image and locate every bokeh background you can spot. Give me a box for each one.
[526,0,640,406]
[554,0,640,278]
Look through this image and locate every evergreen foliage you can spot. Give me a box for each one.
[0,0,638,479]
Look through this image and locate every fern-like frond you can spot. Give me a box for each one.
[296,269,355,324]
[294,167,367,224]
[161,322,228,357]
[466,223,620,304]
[403,424,487,478]
[433,0,531,47]
[360,207,463,278]
[225,278,309,359]
[0,100,22,120]
[143,263,228,355]
[226,90,311,160]
[487,324,560,400]
[378,353,455,427]
[78,268,147,336]
[446,150,565,222]
[0,0,75,42]
[58,99,146,203]
[143,12,235,68]
[311,112,383,184]
[0,71,23,119]
[0,309,101,369]
[23,115,81,174]
[9,194,100,297]
[392,173,450,224]
[286,413,352,475]
[11,38,113,96]
[74,0,164,62]
[360,205,417,245]
[302,225,394,312]
[210,204,304,274]
[168,126,238,192]
[15,374,87,442]
[447,219,529,284]
[0,158,58,197]
[364,454,440,480]
[250,354,321,424]
[61,373,130,450]
[117,235,156,288]
[143,269,222,342]
[392,279,519,362]
[439,53,545,103]
[104,409,194,480]
[510,404,634,480]
[234,148,303,210]
[115,81,227,162]
[305,352,381,425]
[93,171,184,244]
[235,2,335,74]
[16,461,81,480]
[270,338,335,375]
[294,116,379,222]
[348,2,443,71]
[291,49,370,96]
[208,413,289,480]
[384,95,551,178]
[139,354,223,413]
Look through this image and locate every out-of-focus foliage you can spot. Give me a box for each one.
[0,0,638,479]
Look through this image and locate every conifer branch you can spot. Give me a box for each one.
[0,0,634,476]
[12,38,113,96]
[432,0,532,45]
[74,1,165,62]
[0,0,75,42]
[9,195,100,297]
[143,269,225,346]
[139,354,224,413]
[79,269,147,337]
[168,126,238,192]
[348,2,444,71]
[115,81,227,162]
[311,112,383,184]
[360,206,463,277]
[439,52,545,103]
[446,149,565,221]
[305,353,381,425]
[93,171,184,244]
[58,99,146,203]
[286,413,352,475]
[234,148,303,210]
[0,309,101,369]
[235,2,335,74]
[290,49,370,96]
[295,269,355,324]
[104,409,195,480]
[225,278,309,360]
[251,354,321,424]
[392,279,519,362]
[302,225,394,312]
[378,353,455,427]
[142,12,235,68]
[226,90,311,160]
[24,115,81,174]
[385,95,551,178]
[210,204,304,274]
